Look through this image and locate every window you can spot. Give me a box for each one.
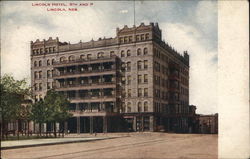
[60,57,66,62]
[145,33,149,40]
[98,52,104,58]
[127,102,131,112]
[34,71,38,79]
[40,48,43,54]
[52,81,56,88]
[34,83,38,91]
[137,48,141,56]
[137,61,142,70]
[121,50,125,57]
[39,60,42,67]
[121,62,126,71]
[47,59,50,66]
[144,60,148,69]
[47,82,51,89]
[69,55,75,61]
[39,71,42,79]
[144,74,148,83]
[87,54,92,59]
[124,37,128,43]
[143,48,148,55]
[39,83,42,91]
[144,102,148,112]
[129,36,132,42]
[127,75,131,85]
[138,75,142,84]
[138,88,142,97]
[110,51,115,57]
[34,61,37,67]
[144,88,148,97]
[127,89,131,97]
[141,34,145,41]
[80,55,85,60]
[47,70,52,78]
[52,59,55,65]
[121,76,126,84]
[127,50,131,57]
[138,102,142,112]
[127,62,131,71]
[136,35,140,41]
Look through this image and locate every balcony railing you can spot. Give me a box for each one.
[57,81,115,89]
[53,68,115,77]
[53,56,117,66]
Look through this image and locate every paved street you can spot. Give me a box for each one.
[2,133,218,159]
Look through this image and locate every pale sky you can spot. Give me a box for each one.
[0,1,218,114]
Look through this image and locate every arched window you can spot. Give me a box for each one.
[137,48,141,56]
[38,60,42,67]
[68,55,75,61]
[60,57,66,62]
[137,61,142,70]
[144,101,148,112]
[34,61,37,67]
[47,59,51,66]
[80,54,85,60]
[121,50,125,57]
[143,48,148,55]
[127,102,131,113]
[127,50,131,57]
[98,52,104,58]
[138,102,142,112]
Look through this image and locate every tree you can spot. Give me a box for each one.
[0,74,30,139]
[30,100,47,136]
[43,90,72,137]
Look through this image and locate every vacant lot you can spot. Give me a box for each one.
[2,133,218,159]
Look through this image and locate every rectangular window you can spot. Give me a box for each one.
[141,34,145,41]
[110,51,115,57]
[47,82,51,89]
[34,83,38,91]
[127,89,131,97]
[138,88,142,97]
[121,76,126,84]
[39,71,42,79]
[138,75,142,84]
[136,35,140,41]
[127,62,131,71]
[87,54,92,59]
[127,75,131,85]
[144,60,148,69]
[129,36,132,42]
[144,74,148,83]
[39,83,42,91]
[144,88,148,97]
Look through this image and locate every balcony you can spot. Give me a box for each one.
[70,95,116,103]
[53,68,116,79]
[53,56,117,67]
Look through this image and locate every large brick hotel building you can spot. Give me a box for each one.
[30,22,192,133]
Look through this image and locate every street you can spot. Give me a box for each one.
[2,133,218,159]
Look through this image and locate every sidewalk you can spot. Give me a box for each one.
[1,136,116,150]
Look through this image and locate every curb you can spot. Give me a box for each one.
[2,136,120,150]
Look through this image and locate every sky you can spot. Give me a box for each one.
[0,1,218,114]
